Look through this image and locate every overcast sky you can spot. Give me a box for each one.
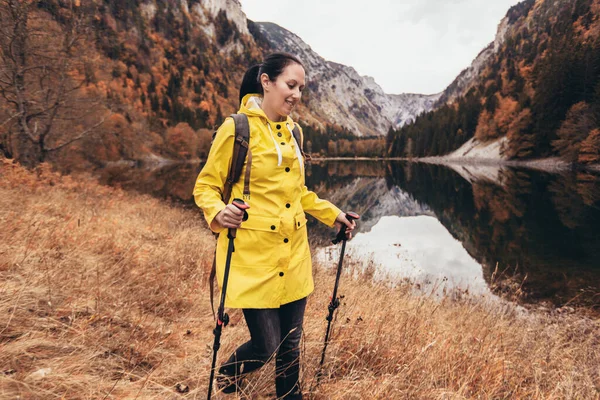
[239,0,521,95]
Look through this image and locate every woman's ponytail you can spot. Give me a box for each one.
[239,64,262,103]
[239,53,304,104]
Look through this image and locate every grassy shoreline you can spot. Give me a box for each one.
[1,158,599,399]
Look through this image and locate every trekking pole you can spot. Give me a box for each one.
[319,212,360,369]
[207,198,249,400]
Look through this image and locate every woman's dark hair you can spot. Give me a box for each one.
[239,52,304,103]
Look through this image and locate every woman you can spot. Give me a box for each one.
[193,52,355,399]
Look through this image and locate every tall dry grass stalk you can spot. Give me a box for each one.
[1,158,599,399]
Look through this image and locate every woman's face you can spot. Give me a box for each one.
[261,62,306,119]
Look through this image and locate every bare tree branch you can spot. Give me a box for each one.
[46,114,109,152]
[24,101,59,122]
[0,0,105,164]
[21,65,58,74]
[1,111,21,128]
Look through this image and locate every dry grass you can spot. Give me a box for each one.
[0,158,599,399]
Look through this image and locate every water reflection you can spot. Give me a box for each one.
[307,161,600,310]
[315,215,492,296]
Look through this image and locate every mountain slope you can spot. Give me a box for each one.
[255,22,441,137]
[435,15,512,107]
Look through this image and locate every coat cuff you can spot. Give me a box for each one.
[308,204,342,228]
[324,205,343,227]
[203,202,227,234]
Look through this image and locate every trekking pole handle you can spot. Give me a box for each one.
[227,199,249,240]
[332,211,360,244]
[232,198,249,221]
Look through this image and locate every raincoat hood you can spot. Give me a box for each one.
[239,93,296,126]
[238,93,304,171]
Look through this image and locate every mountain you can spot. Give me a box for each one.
[254,22,441,137]
[387,0,600,165]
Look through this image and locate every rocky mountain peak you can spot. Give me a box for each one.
[254,21,440,136]
[197,0,250,36]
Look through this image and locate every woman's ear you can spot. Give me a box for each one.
[260,73,270,92]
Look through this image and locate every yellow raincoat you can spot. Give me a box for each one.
[193,94,341,309]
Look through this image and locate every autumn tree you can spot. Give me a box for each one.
[0,0,107,166]
[474,109,498,141]
[337,139,352,157]
[551,102,597,162]
[494,95,519,137]
[165,122,197,160]
[578,128,600,164]
[327,140,337,156]
[504,108,535,159]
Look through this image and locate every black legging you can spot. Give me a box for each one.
[219,297,307,399]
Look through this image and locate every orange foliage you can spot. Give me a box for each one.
[578,128,600,164]
[474,110,498,141]
[483,79,496,91]
[1,1,298,168]
[337,139,353,156]
[578,2,600,41]
[518,61,533,80]
[327,140,337,155]
[165,123,198,160]
[500,70,516,96]
[199,101,211,113]
[494,96,519,136]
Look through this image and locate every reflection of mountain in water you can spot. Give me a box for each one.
[304,162,433,246]
[385,162,600,311]
[315,178,434,234]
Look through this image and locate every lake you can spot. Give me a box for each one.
[97,160,600,312]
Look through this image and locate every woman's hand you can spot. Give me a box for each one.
[212,203,249,230]
[334,212,356,240]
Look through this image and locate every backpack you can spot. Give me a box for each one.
[208,113,309,316]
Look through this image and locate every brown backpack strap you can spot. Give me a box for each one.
[292,123,311,163]
[222,114,250,204]
[209,113,251,318]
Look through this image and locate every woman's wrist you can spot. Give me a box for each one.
[210,210,224,231]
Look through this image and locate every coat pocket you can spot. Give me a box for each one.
[294,212,307,230]
[233,214,282,267]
